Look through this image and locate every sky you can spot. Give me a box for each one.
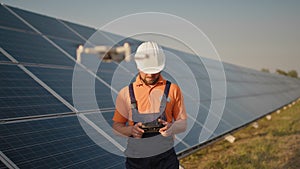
[1,0,300,74]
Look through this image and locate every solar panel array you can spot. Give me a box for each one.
[1,4,300,169]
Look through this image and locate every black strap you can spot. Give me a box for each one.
[129,83,137,109]
[129,81,171,121]
[159,80,171,121]
[129,81,171,110]
[164,81,171,99]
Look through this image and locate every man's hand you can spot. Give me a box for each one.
[112,122,144,138]
[158,119,173,137]
[131,122,144,138]
[158,118,187,137]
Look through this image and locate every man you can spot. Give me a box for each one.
[112,41,187,169]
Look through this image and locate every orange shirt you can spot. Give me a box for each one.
[113,75,186,126]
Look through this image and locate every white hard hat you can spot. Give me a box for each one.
[134,41,165,74]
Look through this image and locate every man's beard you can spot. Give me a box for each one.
[139,74,160,85]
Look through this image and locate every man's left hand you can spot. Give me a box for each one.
[158,119,173,137]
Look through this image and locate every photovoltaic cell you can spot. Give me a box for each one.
[96,62,119,84]
[83,111,115,134]
[181,121,206,147]
[194,102,211,124]
[195,100,235,136]
[0,64,71,119]
[218,106,244,128]
[209,118,234,138]
[11,6,82,42]
[0,116,125,169]
[174,141,189,153]
[225,69,249,82]
[226,81,248,97]
[26,66,115,110]
[0,52,10,62]
[0,29,75,66]
[82,111,127,149]
[0,161,7,169]
[225,98,257,122]
[49,37,82,59]
[62,20,96,40]
[0,5,32,32]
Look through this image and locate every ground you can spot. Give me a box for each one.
[180,99,300,169]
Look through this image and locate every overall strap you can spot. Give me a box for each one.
[129,81,172,122]
[129,83,137,110]
[159,80,171,121]
[129,83,138,125]
[164,80,171,99]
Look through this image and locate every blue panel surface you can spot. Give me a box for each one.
[62,20,96,40]
[181,121,205,147]
[10,6,82,42]
[0,5,32,32]
[0,64,71,119]
[26,66,115,110]
[96,62,119,84]
[0,161,6,169]
[0,29,75,66]
[174,141,189,153]
[0,116,125,169]
[0,52,10,62]
[49,37,81,59]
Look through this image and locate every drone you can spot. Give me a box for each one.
[76,43,131,63]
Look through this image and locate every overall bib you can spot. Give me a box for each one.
[125,81,179,169]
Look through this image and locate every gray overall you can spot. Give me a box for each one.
[125,81,179,169]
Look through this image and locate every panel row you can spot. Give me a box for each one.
[0,64,71,119]
[0,115,125,169]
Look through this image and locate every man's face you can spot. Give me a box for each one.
[139,71,160,85]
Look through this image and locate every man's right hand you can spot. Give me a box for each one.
[131,122,144,138]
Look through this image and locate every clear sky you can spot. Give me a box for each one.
[1,0,300,74]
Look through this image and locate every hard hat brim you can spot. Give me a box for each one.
[139,66,164,74]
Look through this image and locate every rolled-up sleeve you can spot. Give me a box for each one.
[113,87,130,123]
[171,84,187,120]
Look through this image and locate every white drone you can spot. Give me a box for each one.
[76,43,131,63]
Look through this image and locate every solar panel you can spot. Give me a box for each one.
[0,52,10,62]
[61,20,97,40]
[1,3,300,169]
[161,44,300,156]
[26,66,115,110]
[0,116,125,169]
[0,161,7,169]
[48,37,82,59]
[180,121,204,146]
[0,29,75,66]
[0,64,71,120]
[96,62,119,84]
[11,6,83,42]
[225,98,256,121]
[0,5,32,32]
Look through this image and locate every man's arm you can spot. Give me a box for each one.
[159,84,187,137]
[159,112,187,137]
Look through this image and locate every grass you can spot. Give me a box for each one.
[180,99,300,169]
